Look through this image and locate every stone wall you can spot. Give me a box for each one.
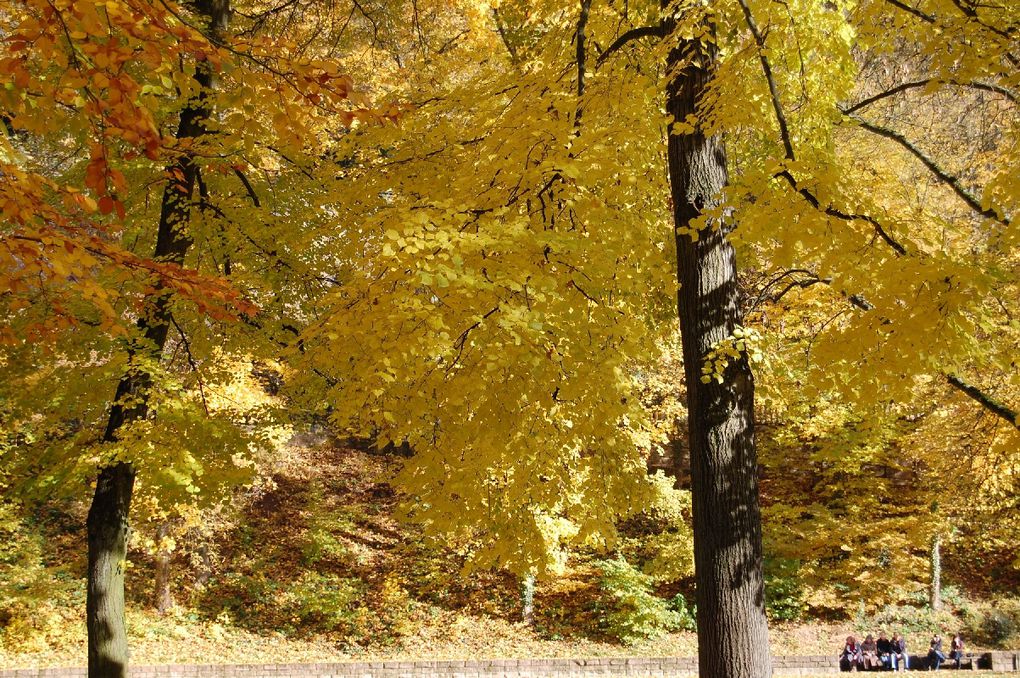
[2,653,1018,678]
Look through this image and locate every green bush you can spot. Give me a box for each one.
[668,593,697,631]
[963,599,1020,647]
[868,603,957,634]
[284,572,365,633]
[764,558,806,622]
[595,557,681,643]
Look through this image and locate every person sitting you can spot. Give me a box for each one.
[950,633,965,669]
[861,634,881,671]
[876,631,894,671]
[891,632,909,672]
[928,633,946,671]
[842,635,863,672]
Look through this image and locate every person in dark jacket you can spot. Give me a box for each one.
[928,633,946,670]
[877,632,894,670]
[891,632,908,671]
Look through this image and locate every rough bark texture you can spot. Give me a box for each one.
[930,534,942,611]
[665,32,773,678]
[86,3,228,676]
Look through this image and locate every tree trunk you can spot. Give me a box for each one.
[192,532,215,592]
[154,521,175,615]
[520,571,536,625]
[930,534,941,611]
[665,30,772,678]
[86,3,229,676]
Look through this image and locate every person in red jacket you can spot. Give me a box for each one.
[841,635,863,672]
[950,633,965,669]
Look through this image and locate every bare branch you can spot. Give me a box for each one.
[844,78,1018,114]
[844,112,1010,225]
[947,374,1020,430]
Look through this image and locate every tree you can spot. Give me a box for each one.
[3,0,358,673]
[87,3,230,671]
[663,19,772,678]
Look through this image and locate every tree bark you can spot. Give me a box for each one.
[520,571,536,625]
[930,534,941,611]
[86,3,228,676]
[154,521,175,615]
[665,29,772,678]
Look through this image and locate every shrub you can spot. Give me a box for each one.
[868,603,957,634]
[595,557,681,643]
[0,502,81,653]
[668,593,697,631]
[284,572,365,634]
[764,558,807,622]
[963,599,1020,647]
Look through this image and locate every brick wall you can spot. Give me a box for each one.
[2,653,1017,678]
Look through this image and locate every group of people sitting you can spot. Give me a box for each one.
[840,632,966,671]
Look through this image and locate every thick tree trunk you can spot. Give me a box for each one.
[86,3,228,676]
[665,31,772,678]
[86,462,135,678]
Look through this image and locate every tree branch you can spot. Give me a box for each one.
[735,0,908,255]
[882,0,936,23]
[844,78,1018,114]
[947,374,1020,430]
[595,25,666,68]
[575,0,592,128]
[843,112,1010,225]
[233,168,261,207]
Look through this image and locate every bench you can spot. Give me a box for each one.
[931,653,979,670]
[953,653,979,670]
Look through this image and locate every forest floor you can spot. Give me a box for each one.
[0,617,955,668]
[2,438,1017,669]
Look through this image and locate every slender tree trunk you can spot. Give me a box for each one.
[930,534,941,611]
[154,521,175,615]
[191,531,215,592]
[520,571,536,625]
[86,3,228,676]
[665,29,772,678]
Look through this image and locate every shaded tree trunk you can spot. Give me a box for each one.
[665,28,772,678]
[191,532,215,592]
[154,521,175,615]
[86,3,229,676]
